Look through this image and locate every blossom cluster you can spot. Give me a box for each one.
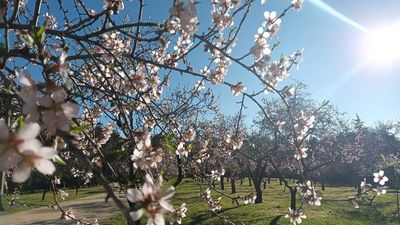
[168,0,199,56]
[294,111,315,140]
[209,169,225,181]
[17,70,79,135]
[169,203,188,224]
[202,188,222,212]
[131,132,164,170]
[297,181,322,206]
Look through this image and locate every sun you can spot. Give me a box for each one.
[363,22,400,66]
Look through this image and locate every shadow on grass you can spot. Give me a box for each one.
[338,203,398,225]
[268,215,282,225]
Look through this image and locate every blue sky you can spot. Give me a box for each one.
[138,0,400,125]
[284,0,400,124]
[32,0,400,125]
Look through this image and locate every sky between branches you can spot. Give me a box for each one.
[49,0,400,125]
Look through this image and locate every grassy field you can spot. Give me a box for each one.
[101,178,399,225]
[0,185,105,215]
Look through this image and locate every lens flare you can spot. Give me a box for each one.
[308,0,368,33]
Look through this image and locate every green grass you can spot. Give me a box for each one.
[0,185,105,215]
[101,178,399,225]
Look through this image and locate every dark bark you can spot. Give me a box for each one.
[248,177,252,186]
[322,182,325,191]
[75,178,80,195]
[357,184,361,196]
[0,172,5,211]
[263,180,267,189]
[240,177,243,186]
[268,177,271,184]
[41,180,49,201]
[254,180,263,203]
[290,187,297,210]
[231,176,236,194]
[220,175,224,190]
[173,155,183,187]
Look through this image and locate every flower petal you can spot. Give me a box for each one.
[38,95,53,108]
[153,213,165,225]
[34,158,56,175]
[0,149,23,171]
[52,89,67,103]
[129,209,143,221]
[61,103,79,118]
[16,123,40,140]
[12,162,32,183]
[37,147,57,159]
[127,188,143,203]
[18,139,42,154]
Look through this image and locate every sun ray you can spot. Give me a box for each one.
[316,62,365,100]
[308,0,369,33]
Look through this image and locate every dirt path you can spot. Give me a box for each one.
[0,193,126,225]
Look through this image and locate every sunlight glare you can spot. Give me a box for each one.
[363,23,400,66]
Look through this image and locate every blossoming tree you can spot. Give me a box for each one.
[0,0,394,225]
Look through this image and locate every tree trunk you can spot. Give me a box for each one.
[263,180,267,189]
[212,180,215,188]
[231,177,236,194]
[41,185,48,201]
[201,177,204,183]
[240,177,243,186]
[254,180,263,203]
[279,179,283,185]
[268,177,271,184]
[248,178,252,186]
[290,187,297,210]
[0,172,5,211]
[76,181,80,195]
[173,155,183,187]
[220,175,224,190]
[322,182,325,191]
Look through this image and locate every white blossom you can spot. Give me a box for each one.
[285,208,306,225]
[127,174,175,224]
[373,170,389,186]
[0,121,57,183]
[169,203,187,224]
[291,0,304,12]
